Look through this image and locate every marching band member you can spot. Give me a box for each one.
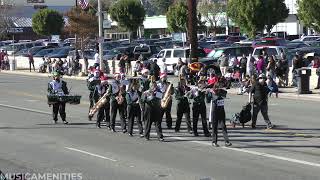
[126,79,143,137]
[141,81,164,141]
[140,69,150,92]
[188,76,210,137]
[96,75,111,128]
[158,73,174,129]
[174,77,192,133]
[207,86,232,147]
[87,70,101,119]
[48,71,69,124]
[108,73,127,133]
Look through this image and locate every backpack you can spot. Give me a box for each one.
[230,103,252,127]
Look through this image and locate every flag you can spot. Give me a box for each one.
[78,0,89,10]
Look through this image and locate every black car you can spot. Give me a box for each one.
[199,46,253,75]
[47,47,74,58]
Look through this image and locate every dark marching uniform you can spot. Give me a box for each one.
[188,88,210,137]
[139,76,150,123]
[48,79,69,123]
[207,90,231,146]
[174,83,192,133]
[87,75,100,115]
[126,89,143,136]
[158,80,174,129]
[141,88,164,141]
[96,81,111,128]
[108,80,127,132]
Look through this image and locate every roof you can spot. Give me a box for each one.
[8,6,72,18]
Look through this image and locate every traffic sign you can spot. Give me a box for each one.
[103,20,112,29]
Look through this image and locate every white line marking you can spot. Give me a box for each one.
[65,147,117,162]
[163,133,320,168]
[0,104,318,168]
[0,103,51,115]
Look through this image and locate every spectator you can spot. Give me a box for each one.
[133,60,143,77]
[256,55,265,75]
[28,51,35,72]
[207,73,219,88]
[150,59,160,80]
[239,54,247,80]
[312,57,320,89]
[119,54,126,74]
[292,54,304,87]
[246,54,255,77]
[125,54,131,75]
[94,50,100,67]
[262,49,269,65]
[266,56,276,80]
[159,58,168,74]
[276,53,289,87]
[0,49,5,71]
[218,53,229,76]
[178,58,188,80]
[266,75,279,98]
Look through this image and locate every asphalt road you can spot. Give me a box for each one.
[0,73,319,180]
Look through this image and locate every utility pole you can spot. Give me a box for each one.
[98,0,109,73]
[187,0,198,62]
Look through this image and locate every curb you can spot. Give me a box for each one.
[227,90,320,102]
[1,70,87,81]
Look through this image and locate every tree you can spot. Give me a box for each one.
[227,0,288,38]
[198,0,225,35]
[109,0,145,41]
[166,1,188,32]
[298,0,320,33]
[32,9,64,36]
[149,0,174,15]
[65,6,98,50]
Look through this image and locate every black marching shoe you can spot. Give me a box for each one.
[129,133,133,137]
[53,120,58,124]
[158,137,164,142]
[194,132,199,137]
[145,137,150,141]
[212,142,219,147]
[96,122,101,128]
[140,134,144,138]
[225,142,232,147]
[111,128,116,132]
[122,129,127,134]
[63,121,69,125]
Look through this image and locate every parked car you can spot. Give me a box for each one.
[33,48,56,57]
[5,41,43,55]
[286,41,309,49]
[154,48,206,74]
[226,36,246,43]
[199,46,253,75]
[46,47,74,58]
[43,41,61,47]
[253,37,287,47]
[299,35,320,42]
[252,46,287,59]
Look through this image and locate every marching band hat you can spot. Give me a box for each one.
[258,73,267,80]
[52,71,61,77]
[160,73,167,79]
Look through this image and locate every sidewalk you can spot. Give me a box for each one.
[1,69,320,102]
[228,86,320,102]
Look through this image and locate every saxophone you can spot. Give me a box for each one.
[161,83,173,109]
[116,86,125,105]
[88,92,109,118]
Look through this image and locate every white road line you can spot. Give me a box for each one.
[65,147,117,162]
[1,104,319,168]
[0,103,51,115]
[163,134,320,168]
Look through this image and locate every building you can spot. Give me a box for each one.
[270,0,305,36]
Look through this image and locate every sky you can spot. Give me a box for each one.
[12,0,75,6]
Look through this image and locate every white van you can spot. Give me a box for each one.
[154,48,206,74]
